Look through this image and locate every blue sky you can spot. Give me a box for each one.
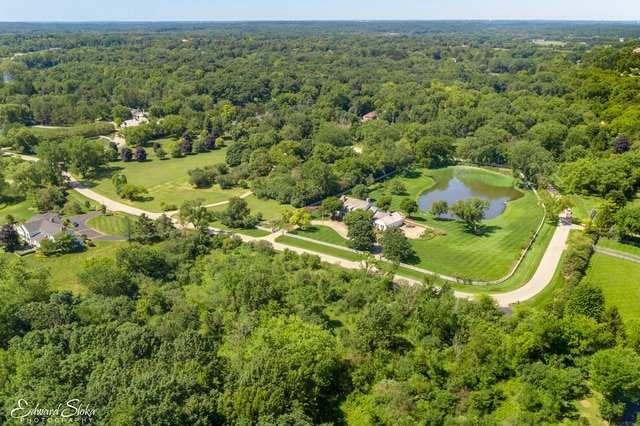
[2,0,639,22]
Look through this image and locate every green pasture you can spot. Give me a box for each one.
[207,195,286,222]
[585,253,640,322]
[0,199,35,225]
[290,225,348,247]
[597,239,640,259]
[76,147,247,212]
[86,212,137,237]
[0,240,122,294]
[274,235,362,262]
[369,167,544,281]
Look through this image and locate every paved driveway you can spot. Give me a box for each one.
[67,211,127,241]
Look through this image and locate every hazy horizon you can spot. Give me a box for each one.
[3,0,640,22]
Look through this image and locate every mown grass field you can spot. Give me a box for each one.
[76,147,247,212]
[0,200,35,225]
[207,195,286,222]
[596,239,640,259]
[86,212,137,236]
[0,240,123,293]
[370,167,544,281]
[274,235,362,262]
[585,253,640,322]
[290,225,348,247]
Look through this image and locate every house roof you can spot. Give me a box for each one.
[22,213,65,237]
[341,196,373,212]
[374,211,404,226]
[363,111,378,119]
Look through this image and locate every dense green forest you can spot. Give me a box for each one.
[1,22,640,424]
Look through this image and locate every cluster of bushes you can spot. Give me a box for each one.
[562,231,597,286]
[187,162,230,188]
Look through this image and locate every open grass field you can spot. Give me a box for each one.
[76,147,247,212]
[207,195,286,222]
[274,235,362,262]
[597,238,640,259]
[209,222,271,237]
[86,211,137,236]
[0,240,123,293]
[0,199,35,225]
[585,253,640,323]
[290,225,348,247]
[368,167,544,281]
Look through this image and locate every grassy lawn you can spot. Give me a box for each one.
[207,195,287,222]
[0,240,123,294]
[86,212,137,236]
[368,167,545,281]
[209,222,272,238]
[75,147,247,212]
[585,253,640,323]
[274,235,362,262]
[409,190,542,281]
[290,225,348,247]
[0,199,36,224]
[596,239,640,259]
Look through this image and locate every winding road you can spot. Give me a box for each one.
[5,151,578,307]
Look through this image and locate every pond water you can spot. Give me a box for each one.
[418,168,523,220]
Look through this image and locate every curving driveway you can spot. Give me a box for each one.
[7,152,578,307]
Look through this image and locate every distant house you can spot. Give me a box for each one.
[634,47,640,53]
[361,111,378,122]
[340,195,405,230]
[121,109,149,128]
[15,213,76,248]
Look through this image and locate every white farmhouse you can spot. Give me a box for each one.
[15,213,75,248]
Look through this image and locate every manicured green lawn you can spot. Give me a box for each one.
[75,147,247,212]
[0,240,123,294]
[0,199,36,224]
[290,225,348,247]
[597,239,640,259]
[207,195,287,222]
[209,222,271,238]
[369,166,545,281]
[86,212,137,236]
[274,235,362,262]
[585,253,640,323]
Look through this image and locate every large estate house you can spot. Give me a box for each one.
[340,195,405,230]
[15,213,76,248]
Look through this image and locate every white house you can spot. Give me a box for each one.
[372,210,405,231]
[15,213,76,248]
[340,195,405,230]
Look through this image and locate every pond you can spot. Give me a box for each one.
[418,167,523,220]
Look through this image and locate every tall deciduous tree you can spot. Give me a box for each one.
[380,226,414,263]
[64,137,108,177]
[450,197,490,233]
[179,198,213,231]
[345,212,376,251]
[430,200,449,217]
[399,198,418,218]
[0,224,20,252]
